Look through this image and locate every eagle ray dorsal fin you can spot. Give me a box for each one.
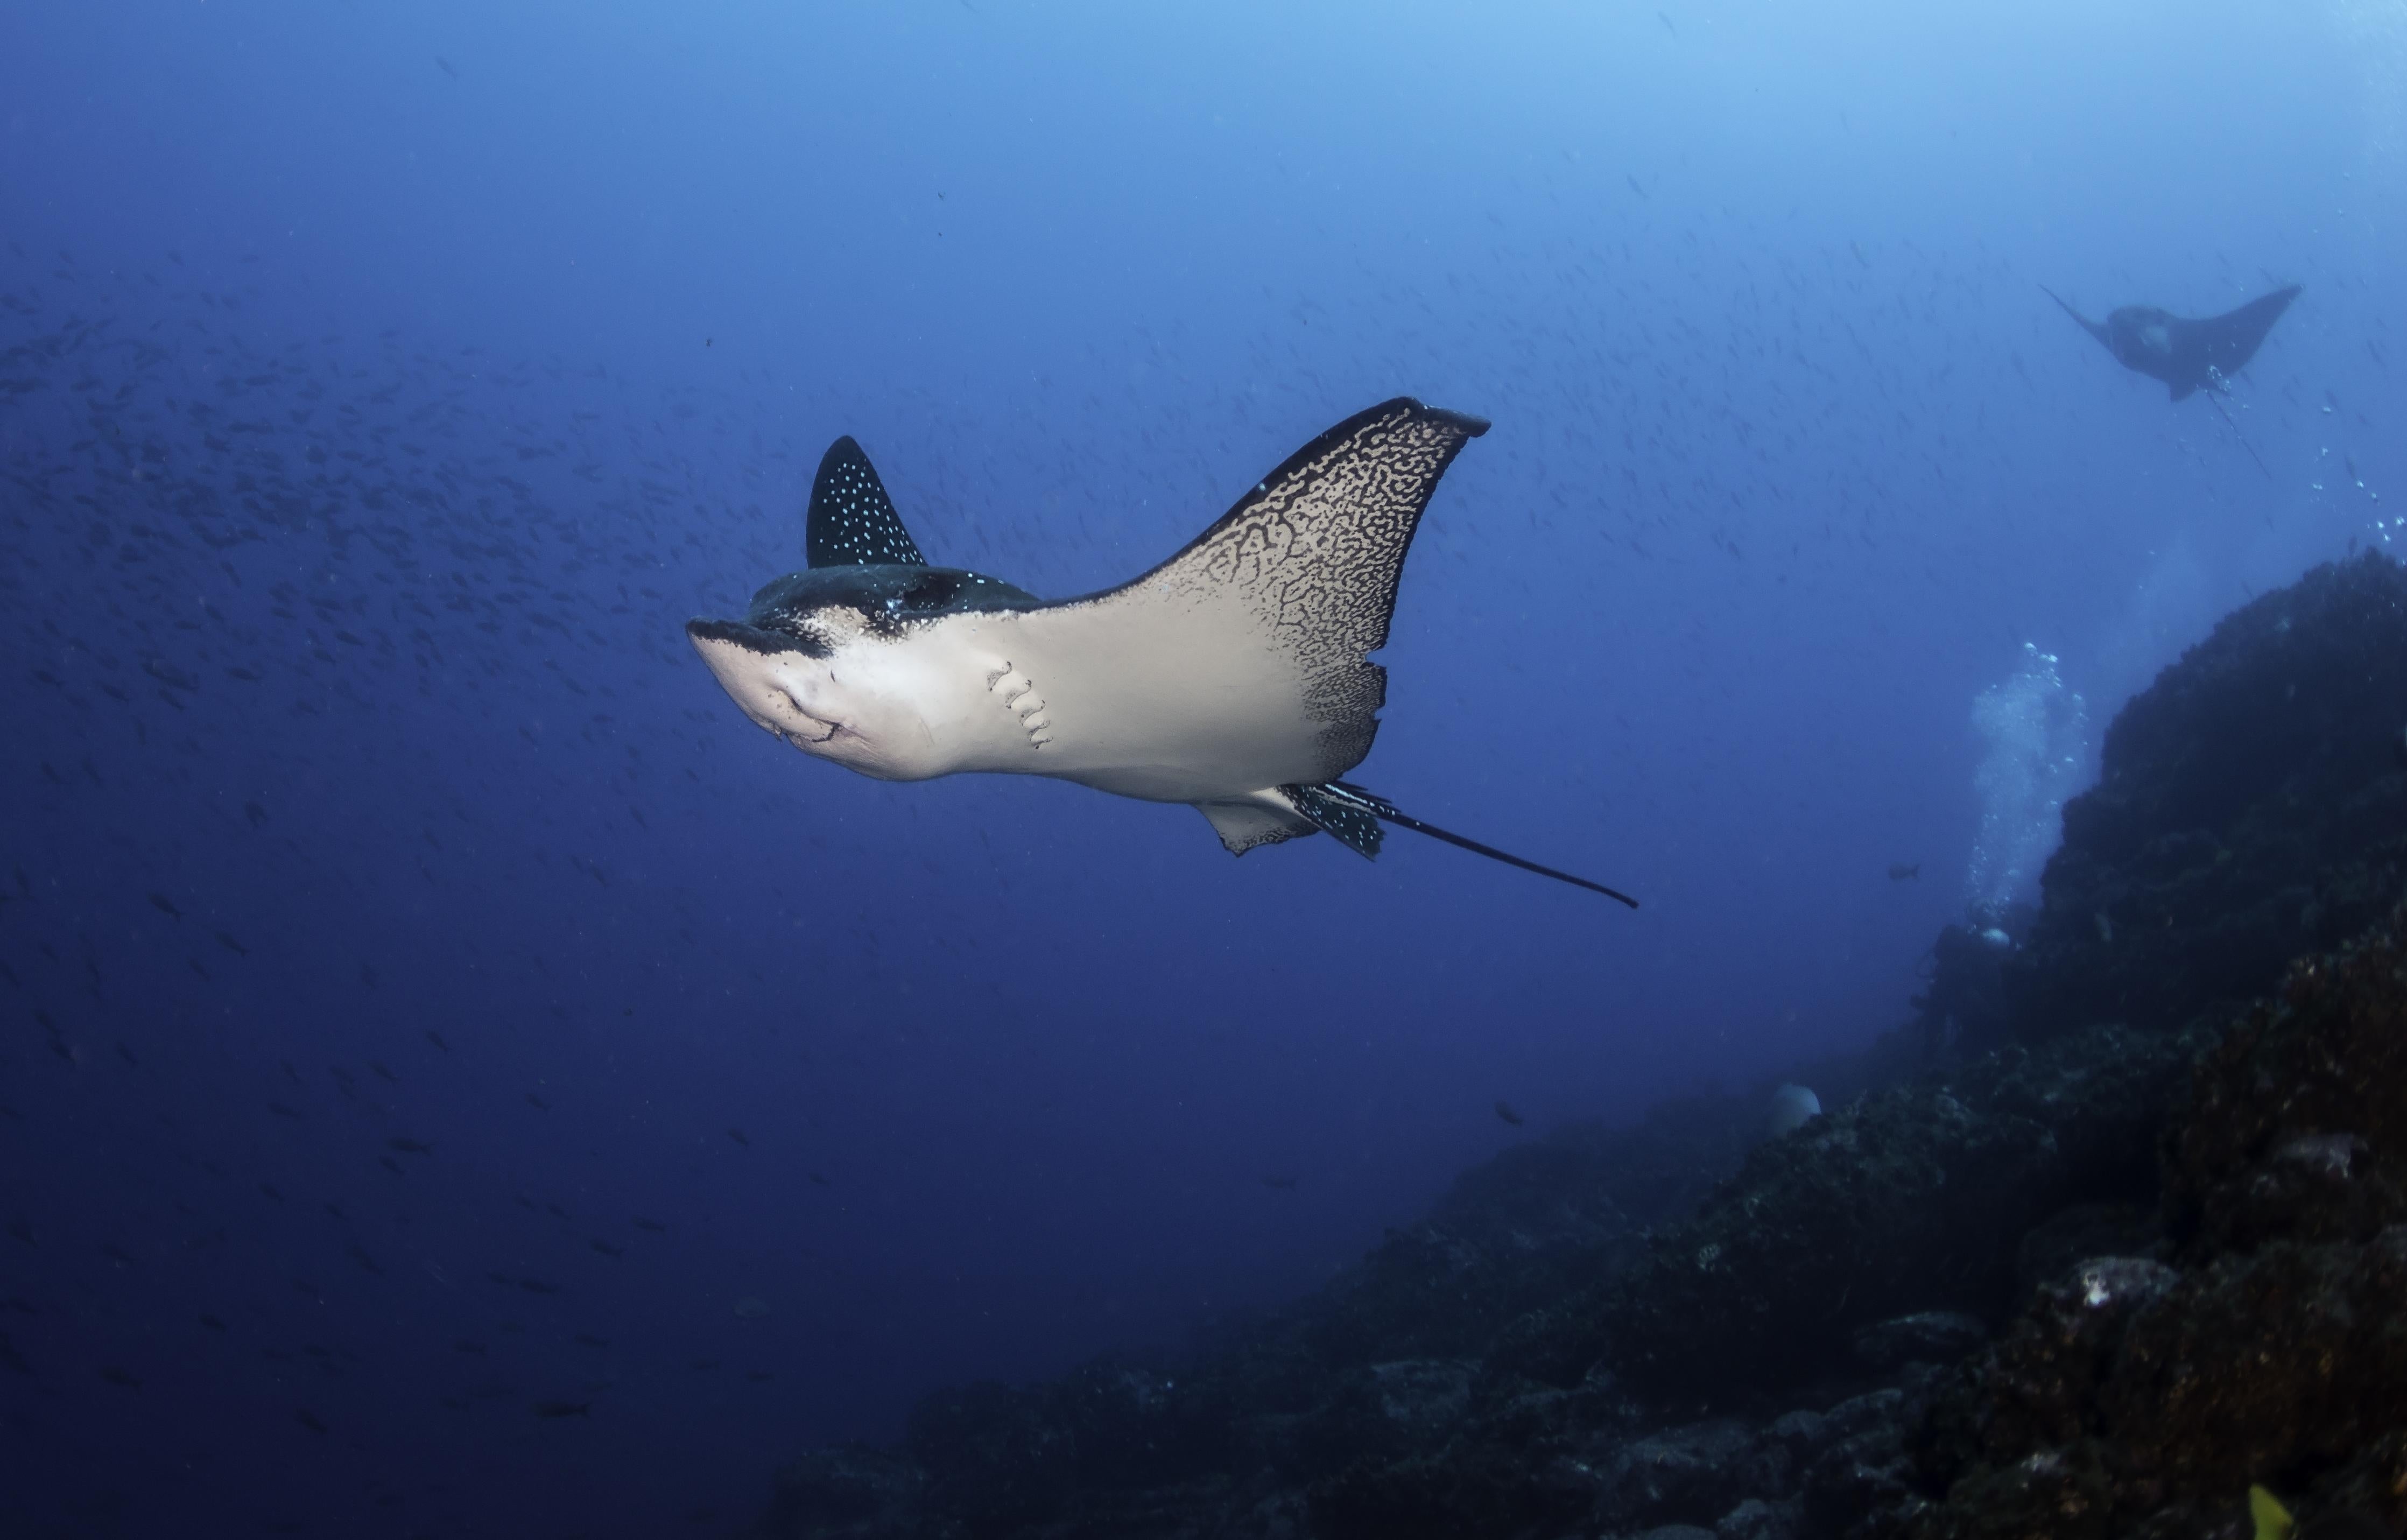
[807,436,927,569]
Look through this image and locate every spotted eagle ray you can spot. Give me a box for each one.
[686,398,1636,905]
[2042,284,2299,402]
[2043,284,2299,476]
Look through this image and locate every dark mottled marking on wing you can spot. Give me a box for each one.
[1113,398,1486,778]
[806,436,926,568]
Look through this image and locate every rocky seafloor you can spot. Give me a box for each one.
[753,552,2407,1540]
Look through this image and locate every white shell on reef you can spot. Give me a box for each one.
[1768,1083,1822,1136]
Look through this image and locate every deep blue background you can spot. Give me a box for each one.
[3,2,2398,1534]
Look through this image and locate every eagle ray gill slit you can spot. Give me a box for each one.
[684,398,1636,905]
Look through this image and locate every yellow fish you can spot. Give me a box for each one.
[2253,1485,2401,1540]
[2254,1486,2297,1540]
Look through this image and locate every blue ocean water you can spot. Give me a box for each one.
[0,2,2396,1533]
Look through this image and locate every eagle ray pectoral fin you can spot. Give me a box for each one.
[1296,781,1640,907]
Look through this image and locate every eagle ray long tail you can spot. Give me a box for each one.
[1375,807,1641,906]
[1314,782,1639,907]
[2206,378,2274,481]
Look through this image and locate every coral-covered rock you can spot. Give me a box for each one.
[2007,552,2407,1040]
[1917,1255,2177,1473]
[903,1379,1078,1531]
[1593,1418,1788,1530]
[2164,907,2407,1256]
[759,1447,925,1538]
[1718,1495,1806,1540]
[1896,901,2407,1540]
[1594,1025,2193,1405]
[1853,1314,1988,1372]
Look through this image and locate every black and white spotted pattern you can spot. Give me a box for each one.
[1282,780,1386,859]
[806,435,928,569]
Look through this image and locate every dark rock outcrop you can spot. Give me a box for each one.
[2005,551,2407,1042]
[1894,900,2407,1540]
[1582,1024,2195,1408]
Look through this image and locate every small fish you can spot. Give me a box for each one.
[588,1238,623,1258]
[531,1398,592,1418]
[148,892,181,919]
[1262,1175,1299,1190]
[199,1314,227,1332]
[454,1340,487,1355]
[1887,862,1920,881]
[571,1333,609,1349]
[518,1277,560,1296]
[1494,1100,1524,1127]
[370,1061,397,1083]
[387,1136,433,1155]
[434,56,456,79]
[345,1243,382,1276]
[726,1126,750,1148]
[2252,1486,2401,1540]
[377,1155,404,1177]
[747,1370,775,1382]
[100,1366,142,1389]
[806,1171,828,1188]
[525,1092,550,1110]
[259,1184,282,1202]
[425,1030,449,1051]
[632,1216,667,1233]
[215,930,247,957]
[294,1408,328,1433]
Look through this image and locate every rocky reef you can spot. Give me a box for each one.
[2003,551,2407,1043]
[752,553,2407,1540]
[1895,896,2407,1540]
